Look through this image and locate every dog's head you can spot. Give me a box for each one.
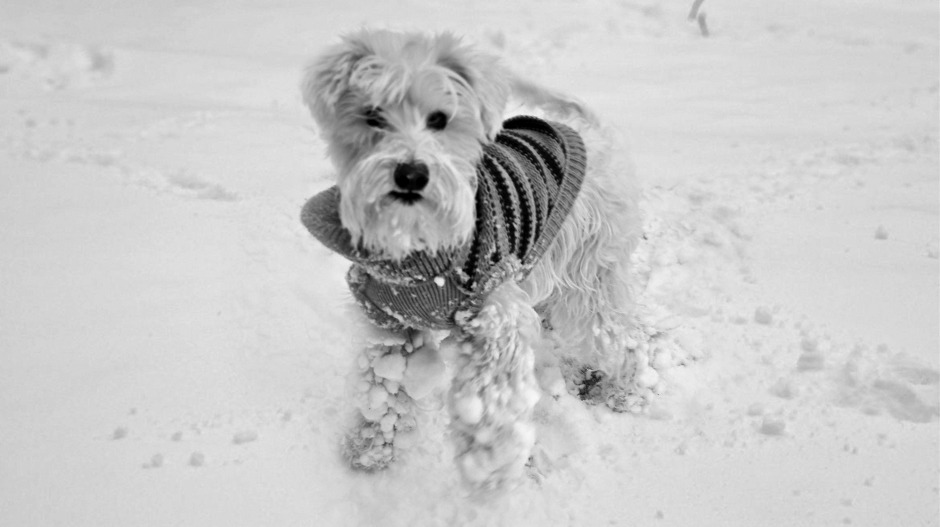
[301,29,510,260]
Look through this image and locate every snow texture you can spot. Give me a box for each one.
[0,0,937,526]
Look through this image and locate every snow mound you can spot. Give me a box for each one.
[0,39,113,90]
[0,0,936,524]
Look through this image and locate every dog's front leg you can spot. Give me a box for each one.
[449,282,542,491]
[343,327,424,471]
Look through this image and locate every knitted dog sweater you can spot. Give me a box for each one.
[301,116,587,331]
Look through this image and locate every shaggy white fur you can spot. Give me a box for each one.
[300,29,658,491]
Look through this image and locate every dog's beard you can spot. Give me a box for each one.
[338,151,477,261]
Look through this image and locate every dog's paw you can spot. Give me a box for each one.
[604,389,649,413]
[449,341,541,490]
[453,420,536,491]
[573,366,606,401]
[342,394,420,472]
[562,337,661,414]
[449,365,541,490]
[342,418,396,472]
[561,362,608,403]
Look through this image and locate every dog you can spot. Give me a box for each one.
[299,29,664,491]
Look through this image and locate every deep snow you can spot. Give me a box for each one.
[0,1,937,526]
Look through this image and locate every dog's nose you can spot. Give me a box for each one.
[393,161,429,192]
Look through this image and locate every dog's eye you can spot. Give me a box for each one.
[426,111,448,131]
[363,107,387,130]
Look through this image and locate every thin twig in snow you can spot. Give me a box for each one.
[697,13,710,37]
[688,0,706,21]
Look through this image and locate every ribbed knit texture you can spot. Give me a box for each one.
[301,116,586,330]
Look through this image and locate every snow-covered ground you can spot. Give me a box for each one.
[1,1,937,525]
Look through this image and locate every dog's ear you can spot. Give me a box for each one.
[435,33,510,141]
[508,76,599,127]
[301,32,373,128]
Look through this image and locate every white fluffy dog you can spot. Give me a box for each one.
[300,29,661,491]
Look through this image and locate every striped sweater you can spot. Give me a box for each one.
[301,116,586,331]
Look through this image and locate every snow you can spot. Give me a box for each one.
[0,0,937,526]
[373,352,407,383]
[402,344,446,399]
[232,430,259,445]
